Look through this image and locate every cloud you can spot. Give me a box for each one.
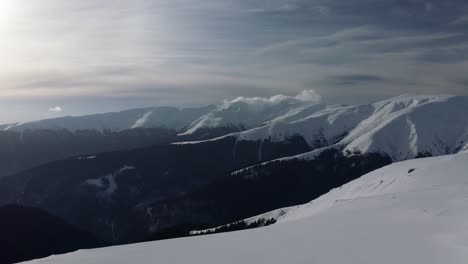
[329,74,385,85]
[254,26,380,56]
[222,89,322,110]
[449,15,468,25]
[256,26,462,62]
[424,2,433,12]
[48,106,63,112]
[2,0,468,122]
[295,90,322,103]
[245,3,301,14]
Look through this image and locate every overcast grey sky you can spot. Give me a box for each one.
[1,0,468,122]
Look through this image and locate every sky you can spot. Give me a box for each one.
[1,0,468,123]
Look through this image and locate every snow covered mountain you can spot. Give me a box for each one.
[0,105,218,178]
[198,94,468,161]
[22,153,468,264]
[3,105,215,132]
[5,93,465,163]
[179,90,323,135]
[1,91,321,134]
[7,93,468,263]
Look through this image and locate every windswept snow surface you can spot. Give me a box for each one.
[23,154,468,264]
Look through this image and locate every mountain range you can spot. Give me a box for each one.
[2,92,468,263]
[1,94,466,178]
[185,94,468,161]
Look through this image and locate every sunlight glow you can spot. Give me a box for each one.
[0,0,17,26]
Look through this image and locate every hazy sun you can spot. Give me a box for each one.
[0,0,17,24]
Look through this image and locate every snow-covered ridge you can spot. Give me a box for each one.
[184,94,468,161]
[3,94,467,163]
[3,106,215,132]
[2,90,322,134]
[179,90,323,135]
[23,153,468,263]
[242,95,463,159]
[244,153,468,224]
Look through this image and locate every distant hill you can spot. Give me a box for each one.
[0,205,106,264]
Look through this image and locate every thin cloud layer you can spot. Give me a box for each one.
[450,15,468,25]
[0,0,468,122]
[222,89,322,110]
[48,106,63,112]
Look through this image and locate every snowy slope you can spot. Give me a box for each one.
[179,90,323,135]
[6,93,465,162]
[341,95,468,160]
[3,90,323,134]
[243,153,468,224]
[23,153,468,264]
[0,123,14,130]
[3,93,467,160]
[199,95,468,161]
[4,106,215,132]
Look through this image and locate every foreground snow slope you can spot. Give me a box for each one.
[24,154,468,264]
